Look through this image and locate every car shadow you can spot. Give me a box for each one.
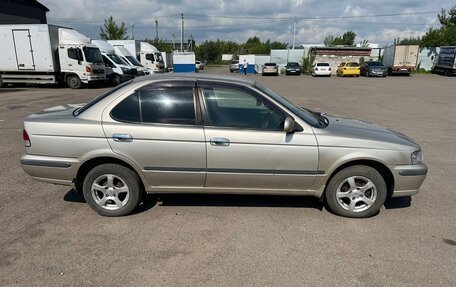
[63,189,158,215]
[156,194,324,210]
[384,196,412,209]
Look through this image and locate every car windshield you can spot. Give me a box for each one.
[287,62,299,67]
[265,63,276,66]
[347,62,359,67]
[254,82,327,128]
[368,61,384,67]
[126,55,143,67]
[317,63,330,67]
[73,80,133,116]
[107,54,128,65]
[83,47,103,64]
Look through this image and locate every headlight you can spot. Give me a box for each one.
[411,150,423,164]
[121,67,129,73]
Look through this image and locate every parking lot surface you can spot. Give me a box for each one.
[1,67,455,286]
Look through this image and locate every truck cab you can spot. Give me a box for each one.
[112,46,150,76]
[139,42,165,74]
[92,40,137,86]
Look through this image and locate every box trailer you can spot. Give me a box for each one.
[432,46,456,76]
[108,40,165,73]
[0,24,105,88]
[382,45,419,76]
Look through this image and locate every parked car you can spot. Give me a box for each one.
[229,60,239,73]
[262,63,279,76]
[196,61,202,70]
[337,62,360,77]
[360,61,388,77]
[311,62,332,77]
[20,74,427,218]
[285,62,301,75]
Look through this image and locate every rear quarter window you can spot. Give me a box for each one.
[111,93,140,122]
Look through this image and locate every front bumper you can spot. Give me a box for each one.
[390,163,428,197]
[369,70,388,76]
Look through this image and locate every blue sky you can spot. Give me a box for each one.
[41,0,454,45]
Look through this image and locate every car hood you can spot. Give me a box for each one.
[314,115,419,151]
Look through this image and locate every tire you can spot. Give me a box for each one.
[82,164,143,217]
[111,74,122,86]
[325,165,387,218]
[66,75,82,89]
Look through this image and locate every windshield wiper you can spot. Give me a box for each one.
[300,107,328,127]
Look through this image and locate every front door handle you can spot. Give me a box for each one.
[210,137,230,146]
[113,133,133,142]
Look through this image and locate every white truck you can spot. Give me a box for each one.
[91,40,137,86]
[382,44,419,76]
[108,40,165,73]
[432,46,456,76]
[111,45,150,76]
[0,24,105,89]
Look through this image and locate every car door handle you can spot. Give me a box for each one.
[210,137,230,146]
[112,134,133,142]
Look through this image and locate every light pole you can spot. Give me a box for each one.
[180,13,184,52]
[155,20,158,41]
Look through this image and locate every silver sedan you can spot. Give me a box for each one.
[20,74,427,218]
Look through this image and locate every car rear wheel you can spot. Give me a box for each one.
[83,164,143,216]
[325,165,387,218]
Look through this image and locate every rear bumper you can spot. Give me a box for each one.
[390,163,428,198]
[20,155,80,186]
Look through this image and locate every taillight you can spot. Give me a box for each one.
[315,68,318,71]
[156,64,159,68]
[344,67,347,70]
[85,66,92,73]
[23,130,31,147]
[328,67,331,71]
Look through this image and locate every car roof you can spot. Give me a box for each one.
[131,73,255,86]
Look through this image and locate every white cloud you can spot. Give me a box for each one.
[39,0,452,45]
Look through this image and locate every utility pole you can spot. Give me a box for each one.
[292,17,296,50]
[180,13,184,52]
[155,20,158,41]
[172,34,175,50]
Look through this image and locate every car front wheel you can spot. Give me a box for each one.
[325,165,387,218]
[83,164,143,216]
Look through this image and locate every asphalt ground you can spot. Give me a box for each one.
[0,67,455,286]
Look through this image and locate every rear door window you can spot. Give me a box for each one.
[140,87,196,125]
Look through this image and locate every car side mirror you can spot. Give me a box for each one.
[284,117,301,133]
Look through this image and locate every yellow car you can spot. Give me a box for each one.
[336,62,360,77]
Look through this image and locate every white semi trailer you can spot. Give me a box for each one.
[0,24,105,88]
[108,40,165,73]
[382,45,419,76]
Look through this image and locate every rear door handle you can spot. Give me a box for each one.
[209,137,230,146]
[112,133,133,142]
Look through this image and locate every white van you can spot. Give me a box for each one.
[92,40,138,85]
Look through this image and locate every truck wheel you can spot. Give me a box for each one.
[83,164,143,217]
[325,165,387,218]
[67,76,82,89]
[111,74,122,86]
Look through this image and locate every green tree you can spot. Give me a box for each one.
[324,31,357,46]
[420,5,456,47]
[145,38,174,53]
[359,39,370,47]
[99,16,129,40]
[395,37,422,45]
